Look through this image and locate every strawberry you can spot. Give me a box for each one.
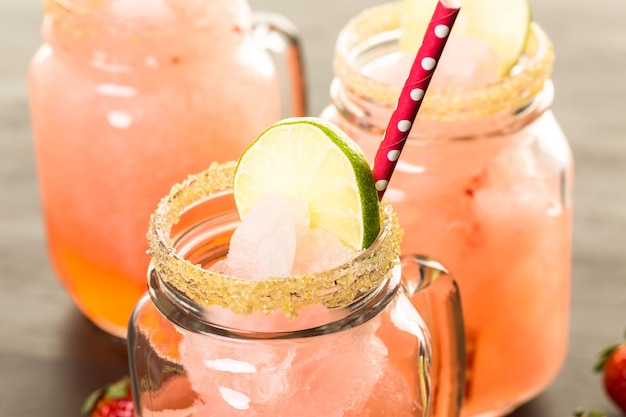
[595,331,626,414]
[82,376,135,417]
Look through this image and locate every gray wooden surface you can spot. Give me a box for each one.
[1,0,625,415]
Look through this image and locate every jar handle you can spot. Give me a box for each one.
[252,12,308,117]
[400,254,466,417]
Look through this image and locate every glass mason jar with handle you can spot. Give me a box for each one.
[28,0,306,339]
[320,3,573,416]
[128,161,466,417]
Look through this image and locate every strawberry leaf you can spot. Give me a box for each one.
[81,386,105,415]
[594,344,620,373]
[104,376,131,399]
[572,407,607,417]
[81,376,131,415]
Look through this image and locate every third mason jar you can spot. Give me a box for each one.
[321,3,573,416]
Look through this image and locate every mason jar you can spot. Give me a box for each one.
[28,0,306,338]
[321,3,573,416]
[128,161,466,417]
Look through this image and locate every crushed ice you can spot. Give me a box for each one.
[211,194,355,279]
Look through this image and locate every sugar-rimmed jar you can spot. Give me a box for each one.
[28,0,306,339]
[127,161,466,417]
[321,3,573,416]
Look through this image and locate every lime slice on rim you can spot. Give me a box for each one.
[399,0,532,76]
[234,117,380,251]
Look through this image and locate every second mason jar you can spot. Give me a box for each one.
[29,0,305,339]
[321,3,573,417]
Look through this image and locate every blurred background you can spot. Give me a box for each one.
[1,0,625,415]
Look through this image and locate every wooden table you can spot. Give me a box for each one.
[1,0,625,415]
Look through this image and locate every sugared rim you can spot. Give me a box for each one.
[334,1,554,121]
[147,161,402,318]
[42,0,230,33]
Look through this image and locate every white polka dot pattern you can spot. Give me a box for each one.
[421,57,437,70]
[434,24,450,38]
[397,120,412,133]
[387,150,401,162]
[410,88,425,101]
[375,180,389,192]
[371,1,460,199]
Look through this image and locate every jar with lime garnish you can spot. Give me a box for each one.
[128,119,467,417]
[321,1,573,416]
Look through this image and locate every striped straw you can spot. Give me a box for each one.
[372,0,461,200]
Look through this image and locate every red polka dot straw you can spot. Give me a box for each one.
[372,0,461,200]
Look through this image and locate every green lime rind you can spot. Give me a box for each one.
[288,117,381,249]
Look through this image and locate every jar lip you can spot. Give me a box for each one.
[147,161,403,319]
[43,0,249,34]
[333,1,554,121]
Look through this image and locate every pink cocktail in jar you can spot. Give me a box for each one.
[321,4,572,416]
[29,0,304,338]
[128,158,466,417]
